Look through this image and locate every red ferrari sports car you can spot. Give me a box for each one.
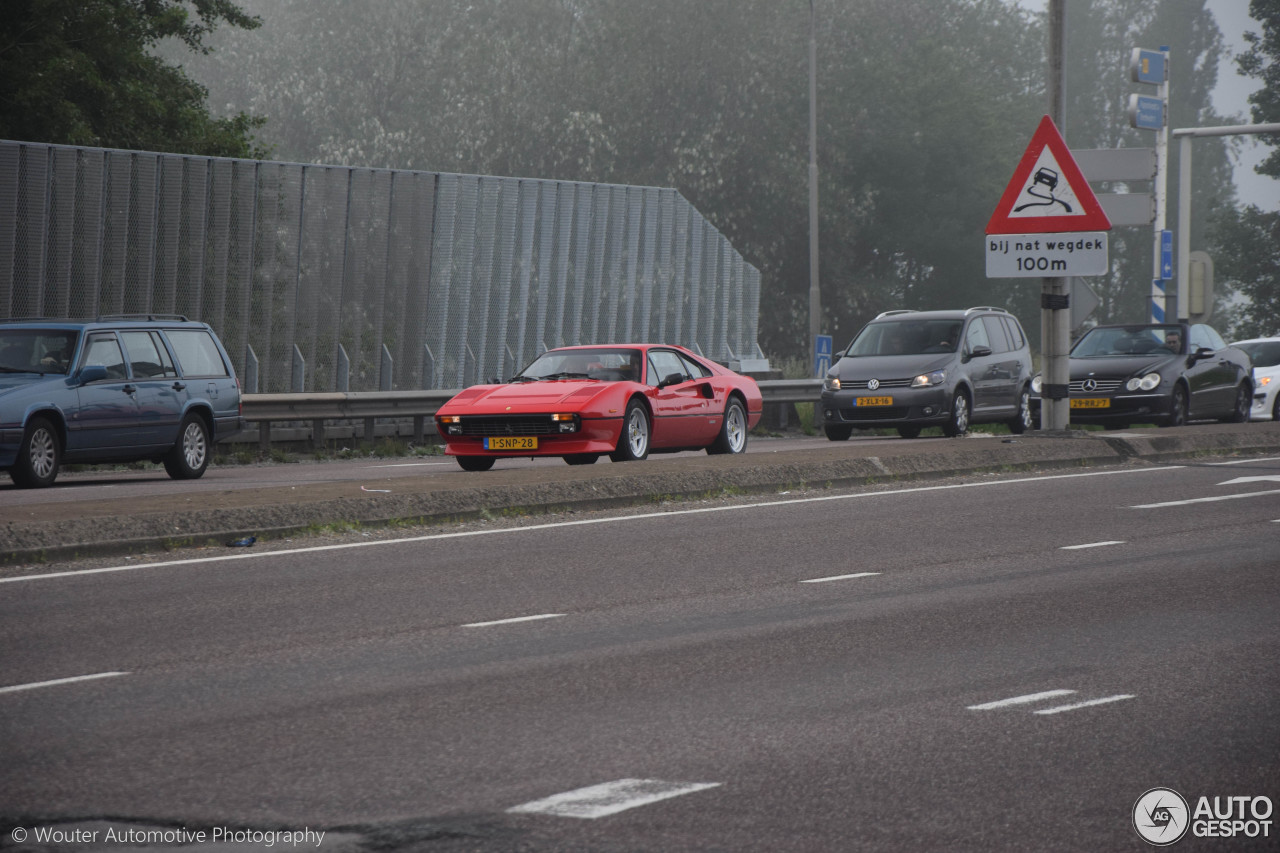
[434,344,763,470]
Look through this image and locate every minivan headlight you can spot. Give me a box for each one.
[1125,372,1162,392]
[823,374,841,392]
[911,370,945,388]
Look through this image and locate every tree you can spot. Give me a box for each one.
[1239,0,1280,176]
[1211,0,1280,339]
[0,0,266,157]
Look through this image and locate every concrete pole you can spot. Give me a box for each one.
[1041,0,1070,431]
[808,0,821,373]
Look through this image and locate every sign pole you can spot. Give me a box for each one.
[1043,0,1069,431]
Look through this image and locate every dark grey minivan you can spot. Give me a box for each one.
[0,316,243,487]
[820,307,1034,439]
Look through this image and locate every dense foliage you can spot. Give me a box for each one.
[0,0,265,156]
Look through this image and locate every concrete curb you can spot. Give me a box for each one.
[4,427,1278,566]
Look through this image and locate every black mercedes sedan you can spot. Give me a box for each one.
[1029,323,1253,428]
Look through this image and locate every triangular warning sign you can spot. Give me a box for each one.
[986,116,1111,235]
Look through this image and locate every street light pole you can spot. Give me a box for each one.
[808,0,821,372]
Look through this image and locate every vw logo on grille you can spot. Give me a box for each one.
[1083,379,1098,392]
[867,379,880,390]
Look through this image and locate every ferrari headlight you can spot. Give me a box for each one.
[1125,372,1162,392]
[823,374,841,392]
[911,370,945,388]
[437,414,464,435]
[551,412,579,432]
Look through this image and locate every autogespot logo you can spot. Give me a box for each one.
[1134,787,1190,846]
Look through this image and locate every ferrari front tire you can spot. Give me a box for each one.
[610,399,650,462]
[456,455,495,471]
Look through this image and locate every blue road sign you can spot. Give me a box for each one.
[1131,48,1166,85]
[814,334,833,377]
[1161,230,1173,280]
[1129,95,1164,131]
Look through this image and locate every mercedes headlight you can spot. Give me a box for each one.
[1125,372,1162,392]
[1031,375,1042,394]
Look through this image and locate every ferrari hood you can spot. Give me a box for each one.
[442,380,609,411]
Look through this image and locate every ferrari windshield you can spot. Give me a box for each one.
[1071,325,1183,357]
[843,319,962,357]
[0,328,79,375]
[512,347,642,382]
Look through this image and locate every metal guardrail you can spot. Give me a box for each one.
[240,379,823,449]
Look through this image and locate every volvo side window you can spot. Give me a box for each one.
[121,330,178,379]
[165,330,230,377]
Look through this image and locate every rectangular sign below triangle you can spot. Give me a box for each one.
[986,116,1112,235]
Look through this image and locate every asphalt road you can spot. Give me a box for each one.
[2,455,1278,851]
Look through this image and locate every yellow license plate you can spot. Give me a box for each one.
[485,436,537,450]
[855,396,894,407]
[1070,398,1110,409]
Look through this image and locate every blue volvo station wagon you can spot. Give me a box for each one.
[0,316,244,488]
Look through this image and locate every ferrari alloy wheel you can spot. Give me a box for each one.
[1162,384,1188,427]
[610,400,650,462]
[943,390,970,437]
[708,398,747,455]
[457,455,496,471]
[164,414,210,479]
[1008,387,1032,434]
[1221,381,1251,423]
[11,417,60,488]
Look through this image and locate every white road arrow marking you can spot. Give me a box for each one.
[1217,476,1280,486]
[508,779,721,819]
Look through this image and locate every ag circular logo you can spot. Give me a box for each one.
[1134,787,1190,846]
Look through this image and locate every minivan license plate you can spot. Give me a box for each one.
[855,396,893,407]
[485,436,537,450]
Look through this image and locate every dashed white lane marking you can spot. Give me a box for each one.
[1060,540,1126,550]
[462,613,564,628]
[800,572,881,584]
[1131,489,1280,508]
[0,671,128,695]
[2,465,1186,585]
[1033,694,1136,715]
[507,779,721,819]
[967,689,1076,710]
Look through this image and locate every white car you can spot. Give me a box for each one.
[1233,337,1280,421]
